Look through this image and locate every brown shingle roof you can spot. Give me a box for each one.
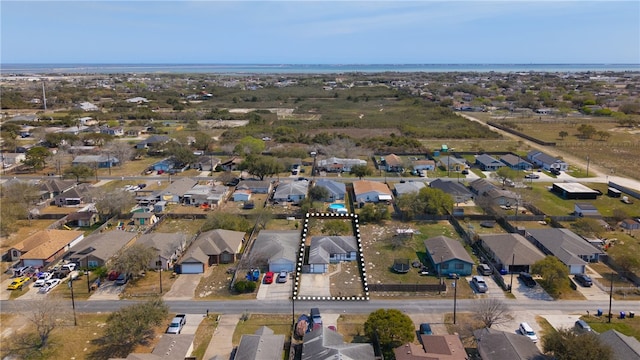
[16,229,84,260]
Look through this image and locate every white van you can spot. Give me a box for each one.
[519,322,538,342]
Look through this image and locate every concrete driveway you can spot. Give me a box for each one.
[88,279,125,300]
[203,313,241,360]
[298,273,331,298]
[465,276,505,299]
[256,279,292,300]
[163,273,201,300]
[510,278,553,301]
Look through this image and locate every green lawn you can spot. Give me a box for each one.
[583,315,640,341]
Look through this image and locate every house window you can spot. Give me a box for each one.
[88,260,99,268]
[441,263,449,270]
[455,263,464,270]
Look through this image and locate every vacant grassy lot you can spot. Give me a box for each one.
[583,315,640,340]
[336,314,370,343]
[122,270,178,298]
[153,217,206,236]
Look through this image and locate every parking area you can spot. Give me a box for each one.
[298,273,331,298]
[510,277,554,301]
[465,275,506,299]
[88,279,126,300]
[256,278,292,300]
[410,313,448,336]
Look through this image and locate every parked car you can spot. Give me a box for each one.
[12,266,34,278]
[33,272,53,287]
[519,272,537,287]
[461,169,469,175]
[575,319,592,333]
[471,276,488,293]
[277,271,288,283]
[419,323,433,335]
[477,263,493,276]
[7,277,30,290]
[524,173,540,179]
[115,273,130,286]
[61,263,77,272]
[574,273,593,287]
[310,308,322,325]
[519,322,538,342]
[166,314,187,334]
[263,271,274,284]
[108,270,121,281]
[38,278,61,293]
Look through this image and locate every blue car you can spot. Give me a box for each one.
[419,323,432,335]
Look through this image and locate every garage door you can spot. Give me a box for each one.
[179,263,204,274]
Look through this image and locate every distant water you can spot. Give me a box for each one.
[1,63,639,75]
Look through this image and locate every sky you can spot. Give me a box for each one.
[1,0,639,64]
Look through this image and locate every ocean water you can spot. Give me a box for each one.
[1,63,638,75]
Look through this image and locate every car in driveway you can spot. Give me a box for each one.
[263,271,274,284]
[574,273,593,287]
[38,278,61,293]
[277,271,288,283]
[419,323,433,335]
[33,272,53,287]
[518,272,537,287]
[471,276,488,293]
[575,319,592,333]
[7,277,30,290]
[519,322,538,342]
[524,173,540,179]
[115,273,130,286]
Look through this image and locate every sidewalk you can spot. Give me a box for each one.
[203,313,241,360]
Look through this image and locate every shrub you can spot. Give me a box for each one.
[234,280,257,293]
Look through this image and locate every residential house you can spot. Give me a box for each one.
[308,236,358,273]
[424,236,474,276]
[100,126,124,136]
[316,157,367,173]
[314,179,347,202]
[598,330,640,360]
[126,97,149,104]
[429,179,473,204]
[412,159,436,172]
[235,326,285,360]
[119,334,195,360]
[273,180,309,204]
[232,189,252,202]
[184,184,227,206]
[177,229,246,273]
[394,181,426,196]
[194,156,220,172]
[500,154,533,171]
[574,203,601,217]
[125,127,144,137]
[438,156,467,172]
[77,117,98,126]
[39,179,76,200]
[301,327,375,360]
[54,183,93,206]
[394,334,468,360]
[525,228,604,274]
[8,229,85,268]
[75,102,99,112]
[469,179,518,207]
[132,211,158,226]
[136,233,187,271]
[478,234,546,273]
[66,210,100,227]
[251,230,300,273]
[474,328,548,360]
[67,229,138,269]
[0,153,26,166]
[353,180,393,204]
[151,158,178,172]
[527,150,568,171]
[157,177,198,204]
[237,180,272,194]
[621,219,640,230]
[475,154,505,171]
[382,153,405,172]
[135,135,169,149]
[219,156,243,171]
[72,155,119,168]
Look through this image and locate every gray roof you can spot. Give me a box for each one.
[273,180,309,199]
[237,180,271,190]
[469,178,496,194]
[474,328,548,360]
[439,155,466,166]
[500,154,532,167]
[429,179,472,198]
[159,178,198,197]
[526,228,603,266]
[479,233,546,266]
[302,327,375,360]
[150,334,195,360]
[187,229,246,257]
[598,329,640,360]
[251,230,300,266]
[475,154,505,168]
[72,155,119,163]
[136,233,186,259]
[424,236,473,264]
[315,179,347,197]
[70,229,137,263]
[309,236,357,265]
[528,150,566,165]
[235,326,285,360]
[394,181,425,196]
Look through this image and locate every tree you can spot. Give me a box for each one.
[359,203,391,223]
[91,188,136,218]
[64,165,95,182]
[577,124,597,139]
[23,146,50,171]
[474,298,512,328]
[239,155,284,180]
[202,212,251,232]
[596,131,611,141]
[111,243,157,275]
[364,309,414,357]
[496,167,518,187]
[234,136,265,155]
[531,256,569,298]
[0,181,41,236]
[558,130,569,139]
[104,141,134,166]
[193,131,215,151]
[350,164,373,179]
[570,218,603,238]
[542,328,612,360]
[418,187,454,215]
[614,253,640,275]
[166,141,197,165]
[96,298,168,357]
[309,185,330,202]
[395,193,426,220]
[322,220,351,235]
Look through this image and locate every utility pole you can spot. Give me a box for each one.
[69,278,77,326]
[586,156,590,177]
[509,253,515,293]
[453,279,457,324]
[608,272,613,323]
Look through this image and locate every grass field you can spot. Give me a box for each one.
[583,315,640,340]
[232,313,292,345]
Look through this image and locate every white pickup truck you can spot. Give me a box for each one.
[166,314,186,334]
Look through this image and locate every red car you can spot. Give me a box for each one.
[263,271,274,284]
[108,271,120,281]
